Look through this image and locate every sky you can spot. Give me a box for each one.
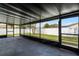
[36,16,79,27]
[40,16,79,27]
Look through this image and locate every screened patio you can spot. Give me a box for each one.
[0,3,79,56]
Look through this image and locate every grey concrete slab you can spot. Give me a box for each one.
[0,37,77,56]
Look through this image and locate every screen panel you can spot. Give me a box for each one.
[25,24,31,36]
[0,13,6,23]
[0,23,6,36]
[14,17,20,25]
[7,16,14,24]
[31,23,40,38]
[61,16,78,48]
[7,24,14,37]
[41,19,59,42]
[14,25,20,36]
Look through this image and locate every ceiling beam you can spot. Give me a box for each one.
[3,3,38,19]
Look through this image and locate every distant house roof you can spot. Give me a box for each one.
[62,23,79,28]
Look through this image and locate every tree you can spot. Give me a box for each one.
[50,24,58,28]
[43,23,50,28]
[43,23,58,28]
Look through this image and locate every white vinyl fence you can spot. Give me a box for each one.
[0,27,78,36]
[0,29,20,35]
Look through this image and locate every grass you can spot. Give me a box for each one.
[0,34,19,37]
[26,33,78,47]
[7,34,20,36]
[0,35,6,36]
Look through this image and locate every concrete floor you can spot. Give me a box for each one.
[0,37,77,56]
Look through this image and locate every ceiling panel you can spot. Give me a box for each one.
[41,4,58,19]
[0,3,78,24]
[61,3,78,14]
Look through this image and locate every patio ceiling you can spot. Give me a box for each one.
[0,3,79,25]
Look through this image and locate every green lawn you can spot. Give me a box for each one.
[0,35,6,36]
[26,33,78,47]
[7,34,20,36]
[0,34,19,37]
